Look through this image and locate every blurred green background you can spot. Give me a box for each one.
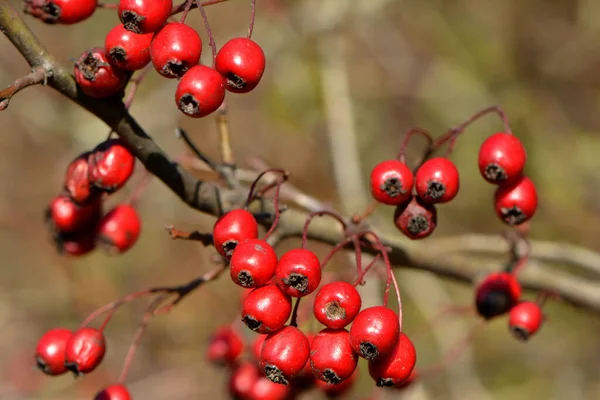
[2,0,600,399]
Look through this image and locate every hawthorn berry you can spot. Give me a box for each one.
[260,326,310,385]
[393,195,437,240]
[74,48,127,99]
[94,384,132,400]
[494,176,538,225]
[275,248,322,297]
[508,301,544,341]
[315,368,359,398]
[35,328,72,376]
[368,333,416,388]
[105,24,153,71]
[369,160,414,206]
[313,281,361,329]
[228,362,260,399]
[349,306,400,360]
[475,272,521,320]
[230,239,278,288]
[241,284,292,334]
[56,228,97,256]
[88,139,135,193]
[64,327,106,375]
[213,209,259,258]
[64,152,98,205]
[251,333,267,361]
[23,0,97,25]
[150,22,202,79]
[478,132,527,184]
[96,204,141,254]
[249,375,291,400]
[118,0,172,34]
[415,157,460,204]
[175,65,226,118]
[309,328,358,384]
[206,325,245,365]
[47,194,101,233]
[215,38,266,93]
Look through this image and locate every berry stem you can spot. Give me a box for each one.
[396,127,435,164]
[289,297,302,327]
[171,0,229,16]
[247,0,256,39]
[195,0,217,67]
[245,168,288,207]
[301,210,348,248]
[353,253,381,285]
[178,0,195,23]
[320,235,354,268]
[125,170,152,207]
[351,235,364,279]
[263,175,286,240]
[175,127,218,170]
[216,101,234,165]
[96,2,119,10]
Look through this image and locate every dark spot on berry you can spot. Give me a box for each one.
[162,60,189,78]
[35,356,51,375]
[476,289,512,320]
[225,73,246,90]
[510,325,530,341]
[120,11,145,34]
[242,315,262,332]
[376,377,395,387]
[501,206,526,225]
[425,181,446,200]
[407,215,429,235]
[283,273,308,293]
[64,362,83,378]
[322,369,341,384]
[325,301,346,321]
[264,364,289,385]
[77,52,105,81]
[237,271,254,287]
[23,1,61,24]
[222,240,238,258]
[178,94,199,115]
[108,46,127,63]
[380,177,406,198]
[359,342,378,360]
[484,163,507,182]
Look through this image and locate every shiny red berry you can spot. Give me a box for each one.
[368,333,416,388]
[88,139,135,193]
[349,306,400,360]
[415,157,460,204]
[494,176,538,225]
[64,327,106,375]
[475,272,521,320]
[150,22,202,78]
[47,194,101,233]
[74,48,127,99]
[242,284,292,334]
[315,367,359,398]
[56,228,97,256]
[249,375,291,400]
[275,248,321,297]
[94,384,132,400]
[260,326,310,385]
[118,0,172,34]
[393,195,437,240]
[206,325,245,365]
[175,65,226,118]
[215,38,266,93]
[508,301,544,341]
[23,0,97,24]
[212,209,258,258]
[228,362,260,399]
[313,281,361,329]
[309,328,358,384]
[230,239,278,288]
[478,132,527,184]
[35,328,72,376]
[64,152,99,205]
[370,160,414,206]
[96,204,141,254]
[105,24,153,71]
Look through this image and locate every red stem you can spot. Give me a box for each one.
[244,168,287,207]
[196,0,217,66]
[396,128,435,164]
[263,175,286,240]
[301,210,348,249]
[247,0,256,39]
[178,0,195,23]
[353,253,381,285]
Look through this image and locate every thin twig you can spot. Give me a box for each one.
[0,66,49,110]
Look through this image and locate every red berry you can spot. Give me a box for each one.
[313,281,361,329]
[118,0,172,34]
[64,152,99,205]
[88,139,135,193]
[251,333,267,361]
[349,306,400,360]
[393,195,437,240]
[310,328,358,384]
[478,132,527,184]
[228,362,260,399]
[94,384,132,400]
[206,325,245,365]
[105,24,153,71]
[35,328,72,376]
[215,38,266,93]
[249,375,291,400]
[369,160,414,206]
[74,48,127,99]
[368,333,416,387]
[56,228,97,256]
[230,239,278,288]
[64,327,106,375]
[213,209,259,258]
[315,367,359,398]
[96,204,141,254]
[150,22,202,79]
[242,284,292,334]
[415,157,460,204]
[23,0,97,24]
[260,326,310,385]
[475,272,521,320]
[494,176,538,225]
[175,65,226,118]
[47,194,101,233]
[275,248,322,297]
[508,301,544,341]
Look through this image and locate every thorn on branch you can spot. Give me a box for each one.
[0,66,50,110]
[165,224,214,245]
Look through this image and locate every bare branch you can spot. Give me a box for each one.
[0,66,49,110]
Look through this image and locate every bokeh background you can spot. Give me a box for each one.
[2,0,600,399]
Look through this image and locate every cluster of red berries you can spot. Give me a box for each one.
[46,138,141,256]
[34,326,129,398]
[370,131,537,240]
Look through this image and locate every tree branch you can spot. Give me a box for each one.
[2,1,600,314]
